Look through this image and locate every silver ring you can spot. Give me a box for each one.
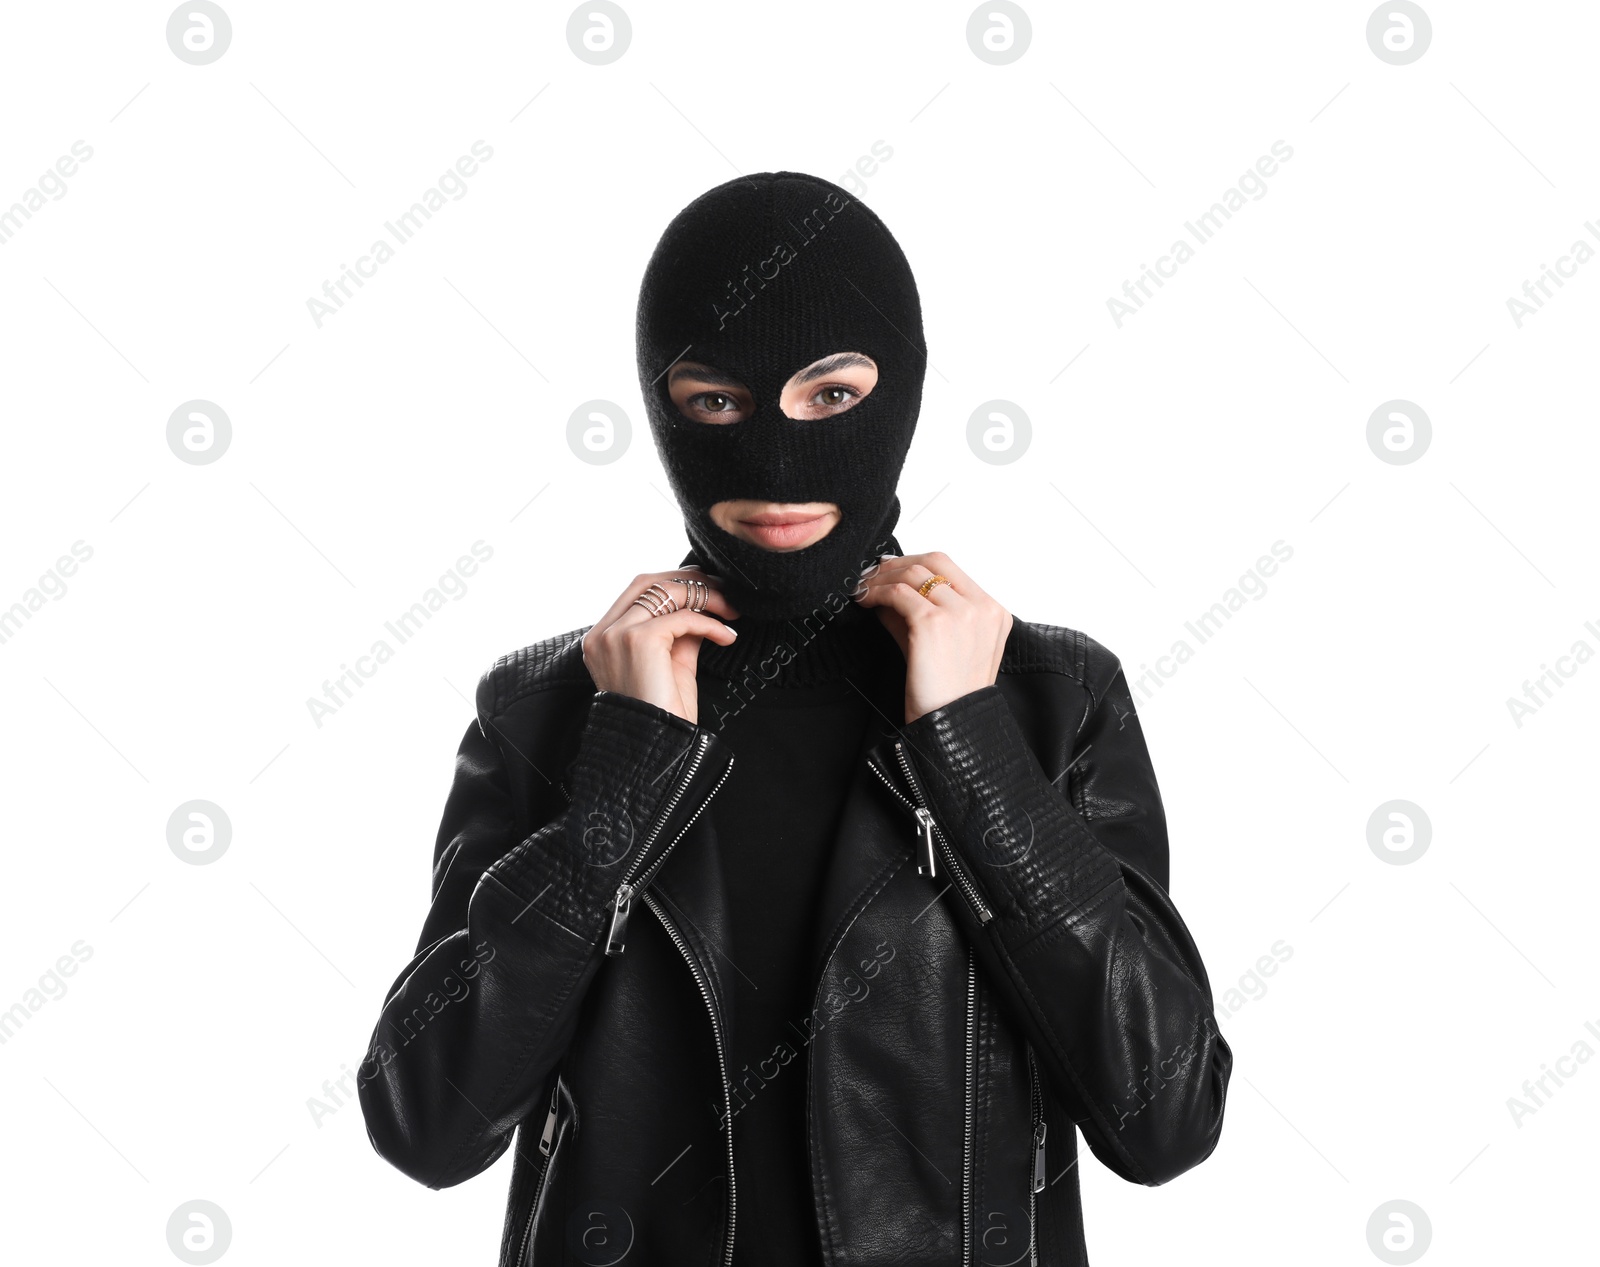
[673,576,709,612]
[629,582,678,617]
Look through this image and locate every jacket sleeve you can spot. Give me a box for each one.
[357,681,731,1189]
[896,650,1231,1186]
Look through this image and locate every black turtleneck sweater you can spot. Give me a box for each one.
[693,596,900,1266]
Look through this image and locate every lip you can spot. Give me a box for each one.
[737,511,832,549]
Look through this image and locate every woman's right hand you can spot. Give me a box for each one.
[580,566,739,725]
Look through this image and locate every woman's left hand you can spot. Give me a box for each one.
[854,551,1014,722]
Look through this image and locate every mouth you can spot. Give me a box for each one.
[737,510,833,549]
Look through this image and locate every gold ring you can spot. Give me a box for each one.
[917,574,951,598]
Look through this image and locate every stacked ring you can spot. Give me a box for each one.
[630,576,711,618]
[629,583,676,617]
[675,575,710,613]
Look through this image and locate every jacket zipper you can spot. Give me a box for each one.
[1026,1045,1046,1266]
[517,1083,562,1267]
[866,744,993,924]
[870,746,994,1261]
[642,891,737,1267]
[963,948,977,1267]
[606,733,730,956]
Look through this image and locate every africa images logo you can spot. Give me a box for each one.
[709,188,855,330]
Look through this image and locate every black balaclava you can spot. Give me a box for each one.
[635,171,925,622]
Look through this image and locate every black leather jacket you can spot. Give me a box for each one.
[358,618,1232,1265]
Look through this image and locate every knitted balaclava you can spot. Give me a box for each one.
[635,171,925,621]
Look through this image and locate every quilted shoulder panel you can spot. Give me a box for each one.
[1000,618,1126,709]
[474,625,596,722]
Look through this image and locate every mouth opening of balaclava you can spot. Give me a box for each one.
[635,171,926,622]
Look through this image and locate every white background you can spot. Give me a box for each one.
[1,1,1595,1263]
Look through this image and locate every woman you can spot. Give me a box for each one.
[358,171,1232,1266]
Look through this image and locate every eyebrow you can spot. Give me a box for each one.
[665,352,877,390]
[788,352,876,387]
[667,362,747,389]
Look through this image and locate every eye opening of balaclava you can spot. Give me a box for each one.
[635,171,926,622]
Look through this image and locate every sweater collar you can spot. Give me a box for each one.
[679,534,905,688]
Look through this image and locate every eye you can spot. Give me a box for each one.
[814,385,858,409]
[778,352,879,420]
[779,381,865,421]
[692,392,738,414]
[790,382,863,419]
[683,390,748,423]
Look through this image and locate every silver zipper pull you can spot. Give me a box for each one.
[913,807,938,878]
[605,883,635,956]
[539,1086,560,1156]
[1031,1121,1048,1193]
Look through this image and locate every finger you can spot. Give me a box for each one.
[668,630,706,668]
[874,551,984,602]
[861,560,966,607]
[866,557,948,588]
[854,580,941,626]
[918,551,986,600]
[592,575,658,635]
[627,607,739,647]
[609,578,740,630]
[861,558,932,589]
[661,572,739,621]
[595,570,737,634]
